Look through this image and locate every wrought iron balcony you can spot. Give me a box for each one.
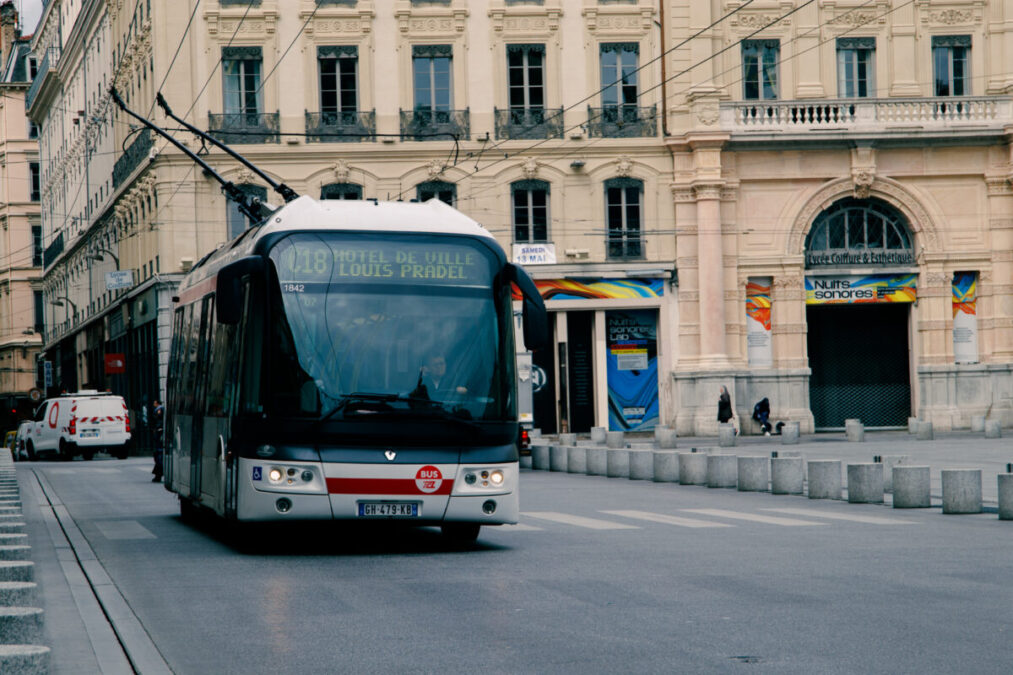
[113,128,152,189]
[399,108,470,141]
[43,231,63,270]
[207,111,280,144]
[26,46,60,111]
[720,96,1012,138]
[587,104,657,138]
[606,233,644,260]
[305,110,376,143]
[494,107,564,140]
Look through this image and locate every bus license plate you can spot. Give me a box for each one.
[357,502,419,518]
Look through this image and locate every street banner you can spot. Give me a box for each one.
[952,272,978,364]
[512,243,556,265]
[106,270,134,290]
[746,277,773,367]
[805,273,916,304]
[606,310,659,431]
[512,278,664,301]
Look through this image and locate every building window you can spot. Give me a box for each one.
[804,198,913,269]
[605,178,643,259]
[413,45,452,112]
[29,163,40,201]
[742,40,779,100]
[34,291,44,334]
[508,44,544,112]
[837,38,874,98]
[933,35,970,96]
[512,180,549,243]
[27,120,39,139]
[600,42,639,108]
[222,46,263,116]
[226,184,268,240]
[416,180,455,206]
[32,225,42,266]
[321,183,362,200]
[319,46,358,114]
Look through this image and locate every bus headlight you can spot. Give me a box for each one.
[489,470,504,486]
[251,462,327,495]
[452,466,513,495]
[268,468,284,483]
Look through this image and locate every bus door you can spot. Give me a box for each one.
[190,297,215,499]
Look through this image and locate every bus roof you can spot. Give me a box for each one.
[179,196,499,292]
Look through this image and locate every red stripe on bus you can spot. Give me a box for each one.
[326,477,454,496]
[176,275,217,305]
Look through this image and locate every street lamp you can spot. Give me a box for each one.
[88,247,120,269]
[50,296,78,317]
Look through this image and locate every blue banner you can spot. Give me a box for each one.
[606,310,659,431]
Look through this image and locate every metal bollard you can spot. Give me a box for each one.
[941,469,982,514]
[892,466,931,508]
[847,463,884,504]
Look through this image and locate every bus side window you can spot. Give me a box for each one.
[238,280,264,415]
[193,297,215,413]
[178,303,196,416]
[205,304,236,418]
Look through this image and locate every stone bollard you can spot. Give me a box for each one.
[718,423,737,448]
[0,581,38,606]
[678,451,709,486]
[586,447,608,476]
[845,419,864,442]
[941,469,982,514]
[737,456,769,492]
[0,607,44,644]
[590,427,607,444]
[655,427,677,450]
[519,454,533,470]
[808,460,842,500]
[706,455,737,489]
[531,444,551,471]
[916,421,934,441]
[558,433,577,447]
[876,455,908,493]
[985,420,1002,439]
[653,451,679,483]
[781,421,800,445]
[549,445,568,472]
[892,466,931,508]
[847,463,884,504]
[970,415,986,433]
[0,645,50,674]
[771,456,804,495]
[606,449,630,478]
[999,474,1013,521]
[529,429,542,439]
[629,451,653,481]
[908,417,919,434]
[567,446,587,474]
[605,431,625,449]
[0,546,31,561]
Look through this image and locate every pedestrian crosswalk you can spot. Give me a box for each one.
[501,507,920,533]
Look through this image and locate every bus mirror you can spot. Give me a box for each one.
[216,256,263,324]
[506,263,548,352]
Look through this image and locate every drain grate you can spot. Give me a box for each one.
[730,656,762,664]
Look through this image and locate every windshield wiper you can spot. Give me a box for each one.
[314,392,482,431]
[315,392,405,427]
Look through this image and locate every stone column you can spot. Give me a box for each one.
[889,2,921,97]
[695,182,727,365]
[794,1,825,98]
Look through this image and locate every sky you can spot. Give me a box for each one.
[18,0,43,36]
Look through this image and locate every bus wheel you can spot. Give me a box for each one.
[25,441,35,461]
[179,497,198,524]
[59,439,75,461]
[440,523,480,543]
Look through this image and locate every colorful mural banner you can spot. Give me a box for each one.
[606,310,659,432]
[952,272,978,364]
[512,278,665,301]
[805,274,917,305]
[746,278,773,368]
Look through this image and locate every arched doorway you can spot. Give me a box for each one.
[804,198,916,429]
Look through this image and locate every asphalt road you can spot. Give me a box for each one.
[20,457,1013,674]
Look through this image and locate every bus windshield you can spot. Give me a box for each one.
[267,232,512,422]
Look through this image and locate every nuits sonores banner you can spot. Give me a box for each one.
[952,272,978,364]
[746,278,772,367]
[805,274,917,304]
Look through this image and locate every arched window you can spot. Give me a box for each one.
[805,198,914,268]
[321,182,362,200]
[416,180,456,206]
[604,177,643,259]
[512,179,549,243]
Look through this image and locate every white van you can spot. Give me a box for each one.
[27,391,132,460]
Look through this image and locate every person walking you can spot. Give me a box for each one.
[152,399,164,482]
[717,386,735,431]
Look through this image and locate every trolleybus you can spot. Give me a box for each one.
[164,196,546,541]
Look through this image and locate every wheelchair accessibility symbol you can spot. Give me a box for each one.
[530,365,547,394]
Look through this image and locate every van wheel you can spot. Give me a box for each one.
[25,441,35,461]
[115,446,129,460]
[440,523,481,543]
[59,439,75,461]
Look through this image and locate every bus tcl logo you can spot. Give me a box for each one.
[415,466,443,494]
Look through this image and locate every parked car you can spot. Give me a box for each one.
[14,421,33,460]
[26,390,132,461]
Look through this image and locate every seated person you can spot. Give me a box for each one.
[414,354,468,400]
[752,397,772,435]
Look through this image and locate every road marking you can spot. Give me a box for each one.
[762,507,916,525]
[601,509,734,529]
[682,509,822,527]
[504,523,543,532]
[91,468,122,474]
[95,520,156,540]
[523,511,639,530]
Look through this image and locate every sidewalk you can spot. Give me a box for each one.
[535,429,1012,506]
